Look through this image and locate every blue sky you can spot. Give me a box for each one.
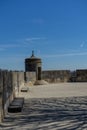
[0,0,87,71]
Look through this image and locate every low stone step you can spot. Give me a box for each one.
[21,87,29,92]
[8,105,22,113]
[8,97,24,113]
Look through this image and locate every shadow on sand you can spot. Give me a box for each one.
[1,96,87,130]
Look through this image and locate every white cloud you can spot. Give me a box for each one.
[42,52,87,58]
[0,36,47,50]
[25,37,46,42]
[0,44,21,48]
[0,43,27,50]
[24,37,47,45]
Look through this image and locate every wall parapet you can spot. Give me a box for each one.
[42,70,71,83]
[0,70,25,122]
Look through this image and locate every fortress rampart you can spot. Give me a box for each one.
[0,70,25,122]
[0,69,87,122]
[42,70,71,83]
[76,69,87,82]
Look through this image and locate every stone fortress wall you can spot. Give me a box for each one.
[42,69,87,83]
[76,69,87,82]
[24,52,87,83]
[0,69,87,122]
[0,70,24,122]
[0,70,37,122]
[42,70,71,83]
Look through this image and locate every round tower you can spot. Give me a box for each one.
[25,51,42,80]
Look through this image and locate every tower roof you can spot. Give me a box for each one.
[30,50,36,58]
[25,51,41,61]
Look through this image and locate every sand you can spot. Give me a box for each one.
[19,82,87,98]
[1,83,87,130]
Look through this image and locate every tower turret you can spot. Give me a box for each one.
[25,51,42,80]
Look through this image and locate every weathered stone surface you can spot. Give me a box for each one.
[25,72,36,83]
[42,70,71,83]
[76,69,87,82]
[2,96,87,129]
[0,70,25,122]
[34,80,48,85]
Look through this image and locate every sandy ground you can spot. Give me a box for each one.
[1,83,87,130]
[20,82,87,98]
